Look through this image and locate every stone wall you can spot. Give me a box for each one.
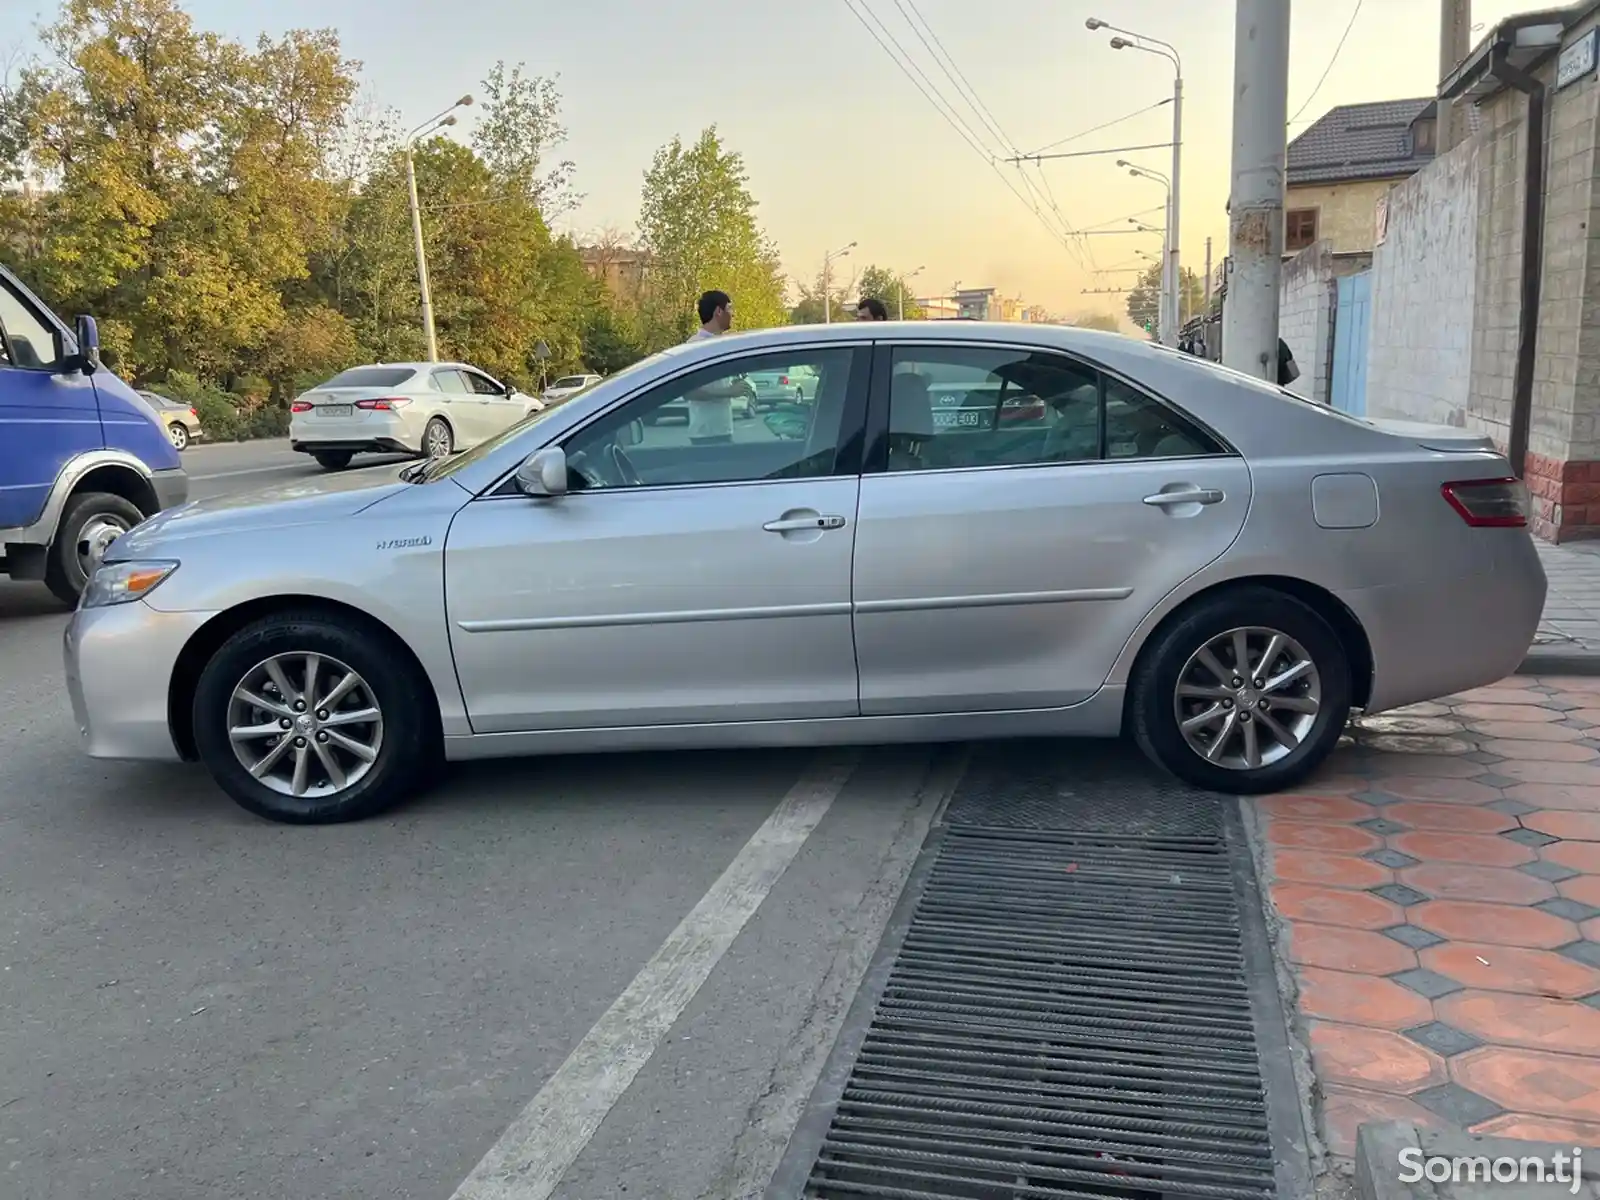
[1279,243,1334,402]
[1364,137,1480,427]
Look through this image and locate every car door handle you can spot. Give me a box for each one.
[763,514,847,532]
[1143,487,1224,507]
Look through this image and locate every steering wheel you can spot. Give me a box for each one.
[605,441,642,487]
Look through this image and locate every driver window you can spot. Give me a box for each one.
[562,347,856,491]
[465,371,503,396]
[0,278,64,372]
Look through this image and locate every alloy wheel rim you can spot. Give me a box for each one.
[76,515,128,578]
[1172,626,1322,771]
[427,424,451,456]
[227,652,384,798]
[169,424,186,449]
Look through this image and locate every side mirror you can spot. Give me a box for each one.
[515,447,568,497]
[616,418,645,448]
[60,314,100,375]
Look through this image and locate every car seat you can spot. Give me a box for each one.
[887,373,935,471]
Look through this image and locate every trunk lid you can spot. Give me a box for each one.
[1362,417,1497,453]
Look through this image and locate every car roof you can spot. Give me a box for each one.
[350,361,475,372]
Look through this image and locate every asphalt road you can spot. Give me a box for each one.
[0,439,959,1200]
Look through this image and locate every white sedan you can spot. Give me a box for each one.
[542,373,602,403]
[289,362,543,471]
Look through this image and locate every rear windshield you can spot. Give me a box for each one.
[551,376,589,388]
[321,366,416,389]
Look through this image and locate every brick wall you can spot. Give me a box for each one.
[1279,242,1333,402]
[1365,138,1479,427]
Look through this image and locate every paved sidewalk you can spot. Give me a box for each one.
[1254,675,1600,1173]
[1531,541,1600,668]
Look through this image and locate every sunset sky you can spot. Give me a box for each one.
[2,0,1533,319]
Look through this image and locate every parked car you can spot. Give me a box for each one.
[647,377,756,426]
[137,390,204,450]
[744,367,818,409]
[1,264,188,604]
[542,373,602,403]
[288,362,543,471]
[65,323,1544,825]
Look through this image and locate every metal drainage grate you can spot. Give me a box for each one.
[772,743,1297,1200]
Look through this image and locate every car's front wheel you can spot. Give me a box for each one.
[191,612,438,824]
[45,492,145,605]
[1130,587,1351,795]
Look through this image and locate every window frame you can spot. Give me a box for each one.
[462,369,506,396]
[0,272,69,374]
[430,367,472,394]
[485,343,874,498]
[1285,207,1319,252]
[861,339,1235,478]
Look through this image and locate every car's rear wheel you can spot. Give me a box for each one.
[1130,587,1351,795]
[423,418,453,458]
[192,612,438,824]
[313,450,353,471]
[45,492,145,605]
[168,422,189,451]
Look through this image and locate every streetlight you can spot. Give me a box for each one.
[900,265,926,320]
[404,94,474,361]
[822,241,856,324]
[1089,18,1182,348]
[1119,159,1175,336]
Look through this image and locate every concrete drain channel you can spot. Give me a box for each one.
[769,743,1311,1200]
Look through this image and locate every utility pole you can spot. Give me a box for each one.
[1169,71,1183,345]
[1222,0,1291,380]
[1438,0,1472,153]
[1204,236,1213,309]
[403,95,473,362]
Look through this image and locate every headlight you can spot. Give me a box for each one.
[82,560,179,609]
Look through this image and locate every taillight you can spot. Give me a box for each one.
[291,401,311,413]
[779,375,789,385]
[187,406,197,417]
[1441,478,1528,528]
[356,397,412,411]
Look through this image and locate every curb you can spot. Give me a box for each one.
[1356,1120,1599,1198]
[1520,647,1600,676]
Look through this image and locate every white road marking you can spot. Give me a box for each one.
[449,751,860,1200]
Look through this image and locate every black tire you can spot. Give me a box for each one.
[44,492,146,606]
[423,417,453,458]
[168,422,189,451]
[313,450,353,471]
[191,611,439,824]
[1129,586,1351,795]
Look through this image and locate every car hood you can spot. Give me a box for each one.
[1363,417,1498,453]
[111,464,414,555]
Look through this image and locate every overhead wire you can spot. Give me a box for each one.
[1027,99,1173,157]
[1289,0,1364,124]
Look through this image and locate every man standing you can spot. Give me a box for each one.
[685,290,737,445]
[855,297,888,321]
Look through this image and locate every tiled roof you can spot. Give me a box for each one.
[1287,97,1481,186]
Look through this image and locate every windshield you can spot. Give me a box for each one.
[320,366,417,389]
[551,376,588,389]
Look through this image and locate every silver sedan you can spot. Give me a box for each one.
[64,324,1546,824]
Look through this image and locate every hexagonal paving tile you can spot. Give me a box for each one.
[1436,990,1600,1054]
[1383,924,1446,950]
[1318,1087,1441,1158]
[1410,900,1579,949]
[1371,778,1505,806]
[1289,924,1418,975]
[1452,1046,1600,1122]
[1259,795,1376,823]
[1390,831,1535,869]
[1421,942,1600,1000]
[1482,739,1600,763]
[1526,810,1600,841]
[1505,782,1600,811]
[1270,850,1393,890]
[1545,841,1600,872]
[1368,758,1495,782]
[1499,761,1600,787]
[1560,876,1600,907]
[1368,849,1421,869]
[1455,703,1562,724]
[1564,710,1600,728]
[1271,884,1405,930]
[1384,803,1516,834]
[1357,715,1467,736]
[1298,967,1435,1029]
[1470,1113,1600,1143]
[1473,721,1588,743]
[1411,1081,1506,1127]
[1452,686,1542,705]
[1308,1020,1447,1092]
[1401,1020,1482,1056]
[1267,822,1384,854]
[1399,863,1556,905]
[1361,735,1478,757]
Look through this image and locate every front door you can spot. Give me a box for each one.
[852,342,1251,715]
[0,273,102,531]
[445,343,870,733]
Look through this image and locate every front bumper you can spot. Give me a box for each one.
[151,467,189,511]
[64,600,215,761]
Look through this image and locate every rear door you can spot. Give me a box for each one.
[852,341,1252,715]
[0,272,102,531]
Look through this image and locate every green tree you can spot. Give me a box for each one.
[471,61,579,217]
[1125,264,1204,336]
[635,127,787,348]
[855,264,925,319]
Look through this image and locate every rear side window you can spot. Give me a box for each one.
[322,366,416,389]
[882,345,1223,473]
[551,376,587,389]
[431,369,470,394]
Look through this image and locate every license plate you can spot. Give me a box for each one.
[319,404,354,417]
[933,409,983,429]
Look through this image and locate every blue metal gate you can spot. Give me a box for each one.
[1331,271,1372,416]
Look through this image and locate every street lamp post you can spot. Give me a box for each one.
[404,95,474,362]
[822,241,856,324]
[1089,19,1182,348]
[900,265,926,320]
[1118,160,1172,339]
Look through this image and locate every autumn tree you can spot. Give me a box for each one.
[855,264,925,319]
[635,127,787,348]
[1125,263,1204,337]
